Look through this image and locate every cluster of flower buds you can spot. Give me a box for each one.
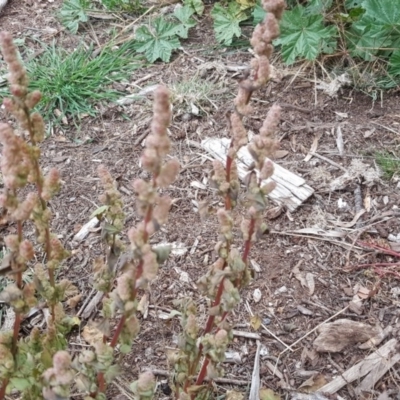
[130,371,156,400]
[42,351,74,400]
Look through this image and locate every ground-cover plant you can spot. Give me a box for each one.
[58,0,91,34]
[0,0,285,398]
[375,151,400,180]
[0,41,143,128]
[57,0,400,94]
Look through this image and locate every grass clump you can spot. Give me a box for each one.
[375,151,400,180]
[0,42,143,127]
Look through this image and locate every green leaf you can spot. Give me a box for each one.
[58,0,89,34]
[361,0,400,27]
[90,205,109,219]
[346,0,400,60]
[389,50,400,76]
[10,378,31,391]
[305,0,333,15]
[274,5,337,64]
[184,0,204,15]
[103,222,121,235]
[345,0,363,9]
[104,364,120,383]
[152,244,172,264]
[253,0,266,25]
[134,17,181,63]
[174,6,197,39]
[211,2,248,46]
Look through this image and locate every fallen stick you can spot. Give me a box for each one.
[318,338,399,394]
[249,341,261,400]
[151,369,249,386]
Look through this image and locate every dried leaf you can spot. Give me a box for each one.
[137,293,149,318]
[259,388,281,400]
[67,294,82,309]
[292,261,306,287]
[297,305,313,316]
[82,323,103,346]
[226,390,245,400]
[305,273,315,296]
[253,288,262,303]
[266,205,283,220]
[174,267,190,283]
[304,133,321,162]
[250,315,262,331]
[298,373,327,393]
[274,150,289,159]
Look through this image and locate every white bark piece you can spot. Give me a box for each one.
[0,0,8,13]
[72,217,100,243]
[201,138,314,212]
[0,307,15,331]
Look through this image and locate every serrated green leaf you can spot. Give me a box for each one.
[211,2,248,46]
[58,0,89,34]
[275,5,337,64]
[134,17,181,63]
[346,0,400,60]
[345,0,363,9]
[253,0,266,25]
[361,0,400,27]
[389,50,400,76]
[347,15,393,60]
[174,6,197,39]
[184,0,204,15]
[305,0,333,15]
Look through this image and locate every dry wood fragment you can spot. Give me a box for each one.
[232,330,261,340]
[72,217,100,244]
[80,291,104,319]
[201,138,314,211]
[151,369,249,385]
[0,0,7,13]
[291,393,331,400]
[249,340,261,400]
[318,338,399,394]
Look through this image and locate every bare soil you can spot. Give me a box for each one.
[1,1,400,399]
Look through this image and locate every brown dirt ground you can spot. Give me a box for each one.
[1,1,400,399]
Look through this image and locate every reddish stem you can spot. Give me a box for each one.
[0,379,8,400]
[110,315,127,348]
[11,312,21,355]
[242,218,256,264]
[195,357,210,386]
[358,241,400,257]
[97,372,106,393]
[225,155,233,210]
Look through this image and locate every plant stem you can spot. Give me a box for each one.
[242,218,255,264]
[0,379,8,400]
